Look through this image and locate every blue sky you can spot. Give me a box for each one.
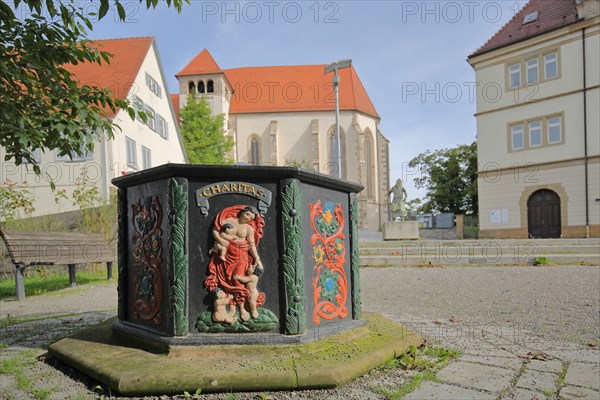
[84,0,527,200]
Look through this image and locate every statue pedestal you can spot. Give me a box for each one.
[382,221,419,240]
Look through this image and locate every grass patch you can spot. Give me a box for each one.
[0,268,112,300]
[372,371,439,400]
[1,312,87,328]
[372,344,459,398]
[382,345,460,371]
[533,256,549,266]
[0,349,45,397]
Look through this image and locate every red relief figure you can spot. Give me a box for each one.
[204,205,266,322]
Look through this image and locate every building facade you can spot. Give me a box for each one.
[172,50,390,230]
[469,0,600,238]
[0,37,187,217]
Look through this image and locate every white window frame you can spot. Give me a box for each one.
[155,114,168,139]
[544,52,558,80]
[511,124,524,150]
[509,63,521,89]
[526,58,539,84]
[145,106,156,131]
[528,121,542,147]
[547,117,562,144]
[141,146,151,169]
[132,95,145,122]
[125,137,138,169]
[145,72,162,98]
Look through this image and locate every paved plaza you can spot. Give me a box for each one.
[1,253,599,399]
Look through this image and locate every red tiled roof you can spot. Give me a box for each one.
[177,49,379,118]
[63,37,153,118]
[469,0,579,58]
[176,48,222,76]
[171,94,180,121]
[224,64,379,118]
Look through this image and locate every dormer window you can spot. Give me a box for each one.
[523,11,538,24]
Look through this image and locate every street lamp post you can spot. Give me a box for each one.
[325,59,352,179]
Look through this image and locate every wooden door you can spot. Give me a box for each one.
[527,189,561,238]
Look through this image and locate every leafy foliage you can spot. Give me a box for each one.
[0,0,187,173]
[408,141,478,215]
[195,308,279,333]
[179,93,234,165]
[0,180,35,224]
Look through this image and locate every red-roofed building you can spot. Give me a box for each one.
[0,37,187,216]
[468,0,600,238]
[174,51,390,230]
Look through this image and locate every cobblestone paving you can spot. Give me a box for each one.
[1,265,599,399]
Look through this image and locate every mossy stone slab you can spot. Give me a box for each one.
[48,312,422,396]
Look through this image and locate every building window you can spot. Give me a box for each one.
[141,146,151,169]
[55,147,93,161]
[156,114,168,139]
[328,129,347,178]
[509,64,521,88]
[188,81,196,94]
[526,58,538,84]
[529,121,542,147]
[548,117,562,144]
[132,95,145,121]
[145,72,162,98]
[207,79,214,93]
[365,133,374,199]
[511,124,524,150]
[523,11,538,24]
[125,137,137,169]
[509,113,564,151]
[249,135,261,166]
[507,49,559,89]
[145,106,156,130]
[544,52,558,79]
[198,80,205,94]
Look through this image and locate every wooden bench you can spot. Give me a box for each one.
[0,230,114,300]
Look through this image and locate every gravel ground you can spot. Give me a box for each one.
[1,265,598,399]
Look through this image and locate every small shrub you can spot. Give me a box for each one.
[533,256,549,266]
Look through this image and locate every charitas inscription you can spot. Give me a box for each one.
[195,181,272,216]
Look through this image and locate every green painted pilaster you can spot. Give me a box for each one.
[168,178,189,336]
[281,179,306,335]
[350,193,362,319]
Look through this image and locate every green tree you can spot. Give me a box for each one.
[180,94,234,165]
[408,141,478,215]
[0,0,187,174]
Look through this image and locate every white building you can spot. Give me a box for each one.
[0,37,187,216]
[172,50,390,230]
[469,0,600,238]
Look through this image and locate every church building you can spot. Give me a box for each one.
[172,50,390,230]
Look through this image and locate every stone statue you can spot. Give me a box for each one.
[389,179,408,221]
